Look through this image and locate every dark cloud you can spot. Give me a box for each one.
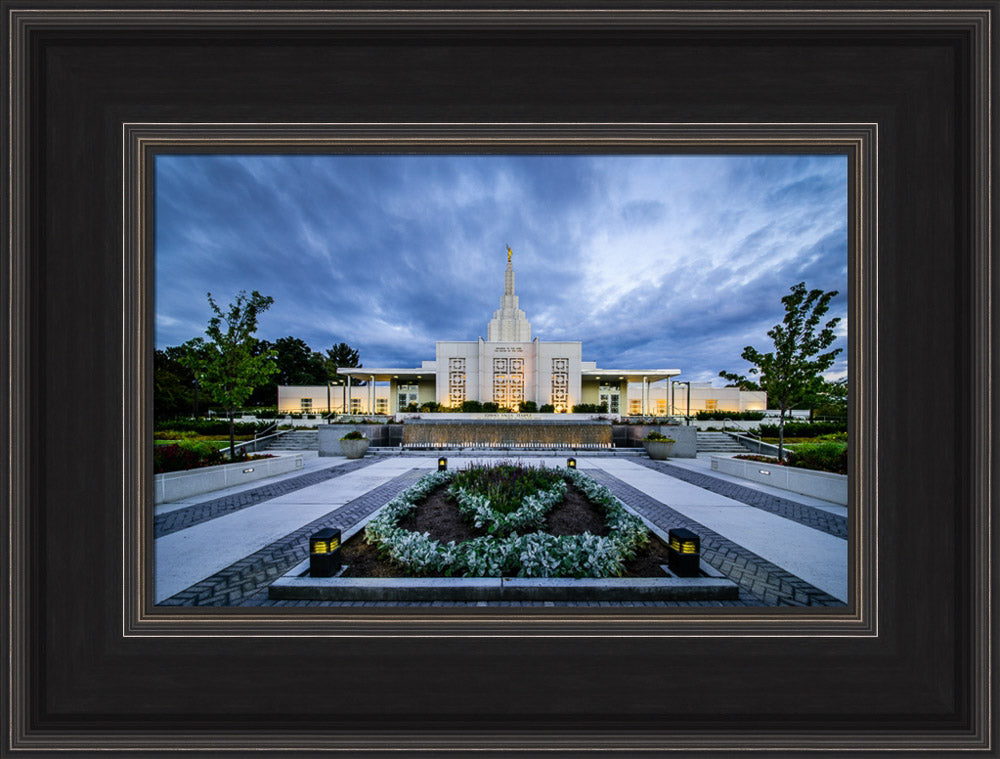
[156,154,848,384]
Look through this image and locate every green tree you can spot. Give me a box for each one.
[811,377,848,421]
[273,336,327,386]
[181,291,279,458]
[720,282,842,460]
[154,346,198,419]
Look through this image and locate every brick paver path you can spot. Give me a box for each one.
[637,459,848,539]
[154,458,376,538]
[158,467,423,606]
[587,470,844,607]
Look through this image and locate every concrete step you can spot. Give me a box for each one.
[696,432,749,453]
[264,431,319,451]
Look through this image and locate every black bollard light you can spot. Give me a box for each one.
[667,527,701,577]
[438,457,448,471]
[309,528,342,577]
[567,457,577,469]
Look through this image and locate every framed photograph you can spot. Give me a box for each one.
[5,4,993,756]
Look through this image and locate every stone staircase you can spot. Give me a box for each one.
[263,430,319,452]
[696,431,749,454]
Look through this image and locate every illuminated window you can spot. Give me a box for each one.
[300,398,312,412]
[349,398,362,414]
[628,399,642,414]
[551,358,569,411]
[494,357,524,408]
[375,398,388,413]
[705,399,717,410]
[448,358,466,405]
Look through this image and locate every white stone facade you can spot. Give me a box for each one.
[277,251,766,415]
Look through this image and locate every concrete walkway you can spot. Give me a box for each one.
[155,457,413,602]
[155,453,849,606]
[590,458,847,602]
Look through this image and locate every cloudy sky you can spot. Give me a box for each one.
[155,153,848,384]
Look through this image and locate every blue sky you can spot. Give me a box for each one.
[155,154,848,384]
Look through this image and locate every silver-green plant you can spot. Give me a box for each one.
[363,466,650,578]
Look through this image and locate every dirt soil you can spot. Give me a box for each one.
[339,483,672,578]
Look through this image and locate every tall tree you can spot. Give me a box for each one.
[811,377,848,421]
[321,342,362,414]
[273,336,327,385]
[154,346,198,419]
[720,282,842,460]
[181,291,279,458]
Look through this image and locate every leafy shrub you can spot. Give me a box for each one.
[481,402,500,413]
[759,421,847,438]
[341,430,366,440]
[695,410,765,421]
[572,402,608,413]
[450,462,564,515]
[460,400,483,412]
[518,400,538,412]
[643,431,676,442]
[153,440,224,473]
[538,404,556,413]
[733,454,785,466]
[452,478,566,535]
[787,441,848,474]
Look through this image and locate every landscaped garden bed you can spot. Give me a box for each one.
[268,462,740,601]
[349,463,662,578]
[340,468,675,578]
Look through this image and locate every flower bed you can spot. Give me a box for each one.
[363,465,650,578]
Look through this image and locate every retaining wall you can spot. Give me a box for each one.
[154,453,305,504]
[710,456,847,505]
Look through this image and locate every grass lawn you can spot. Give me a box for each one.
[154,433,257,450]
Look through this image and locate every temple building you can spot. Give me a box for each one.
[277,249,765,416]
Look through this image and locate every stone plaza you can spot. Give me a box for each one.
[155,451,848,608]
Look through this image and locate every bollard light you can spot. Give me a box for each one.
[667,527,701,577]
[438,457,448,471]
[309,528,342,577]
[567,457,577,469]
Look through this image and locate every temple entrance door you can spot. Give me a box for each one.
[599,386,620,414]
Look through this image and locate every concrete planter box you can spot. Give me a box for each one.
[319,424,401,454]
[616,424,695,457]
[642,440,675,460]
[339,438,370,459]
[711,455,848,505]
[269,571,738,602]
[154,453,304,504]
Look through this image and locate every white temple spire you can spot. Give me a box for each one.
[487,246,532,342]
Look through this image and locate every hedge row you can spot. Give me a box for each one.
[154,418,272,435]
[759,421,848,437]
[694,410,766,421]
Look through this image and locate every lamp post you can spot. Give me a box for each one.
[671,380,691,425]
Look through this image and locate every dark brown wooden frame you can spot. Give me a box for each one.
[3,3,994,756]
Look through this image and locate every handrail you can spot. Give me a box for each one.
[229,428,292,457]
[253,422,277,442]
[725,431,791,461]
